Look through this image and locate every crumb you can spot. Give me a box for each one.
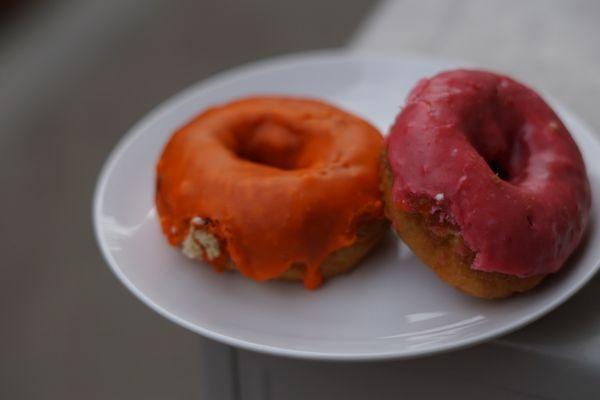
[193,230,221,260]
[182,229,202,259]
[191,216,204,226]
[435,193,444,201]
[181,226,221,260]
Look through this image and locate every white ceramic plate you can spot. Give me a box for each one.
[93,51,600,361]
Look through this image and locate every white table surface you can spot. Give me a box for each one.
[200,1,600,398]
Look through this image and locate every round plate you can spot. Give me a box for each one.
[93,51,600,360]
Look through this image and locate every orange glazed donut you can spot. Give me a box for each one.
[156,96,387,289]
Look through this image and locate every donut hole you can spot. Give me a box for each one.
[233,118,334,170]
[463,100,530,184]
[487,160,510,181]
[233,119,308,170]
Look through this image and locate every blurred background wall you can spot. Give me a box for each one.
[0,1,375,398]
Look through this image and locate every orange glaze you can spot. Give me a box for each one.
[155,97,384,288]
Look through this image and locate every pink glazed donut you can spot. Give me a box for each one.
[381,69,591,298]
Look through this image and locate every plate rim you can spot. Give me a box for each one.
[93,49,600,361]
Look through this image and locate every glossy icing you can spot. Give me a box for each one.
[156,97,384,288]
[386,70,591,277]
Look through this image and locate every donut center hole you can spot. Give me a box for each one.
[234,120,306,170]
[463,99,529,183]
[487,160,510,181]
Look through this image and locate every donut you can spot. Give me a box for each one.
[382,70,591,298]
[156,96,387,289]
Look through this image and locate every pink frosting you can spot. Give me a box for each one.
[386,69,591,277]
